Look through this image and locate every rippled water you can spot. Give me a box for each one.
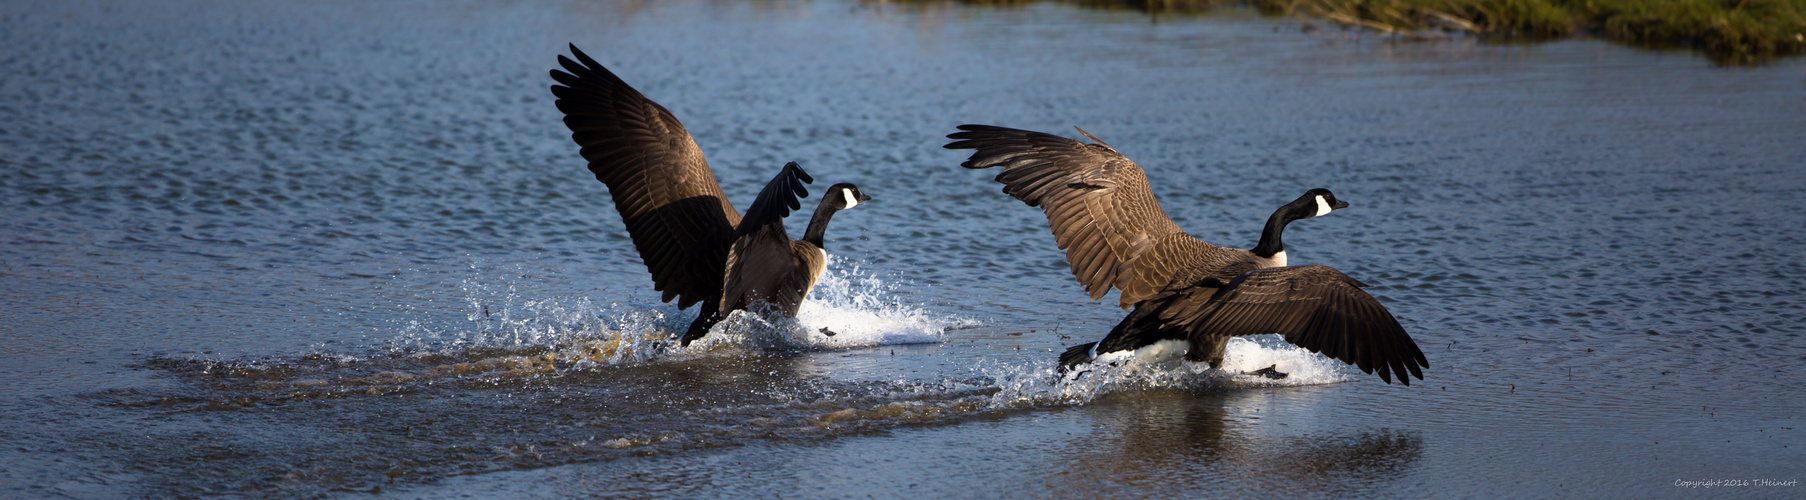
[3,0,1804,497]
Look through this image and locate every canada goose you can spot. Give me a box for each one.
[944,124,1427,384]
[550,45,870,346]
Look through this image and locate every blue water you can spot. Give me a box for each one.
[3,0,1804,497]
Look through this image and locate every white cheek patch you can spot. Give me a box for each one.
[840,188,860,209]
[1314,195,1332,217]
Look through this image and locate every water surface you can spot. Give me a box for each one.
[2,0,1804,497]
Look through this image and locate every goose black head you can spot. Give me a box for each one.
[826,183,871,210]
[1293,188,1348,219]
[1252,188,1349,259]
[802,182,870,248]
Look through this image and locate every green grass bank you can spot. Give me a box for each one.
[944,0,1806,65]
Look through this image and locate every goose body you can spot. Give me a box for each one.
[550,45,869,345]
[945,124,1427,384]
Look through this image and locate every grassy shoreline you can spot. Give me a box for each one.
[942,0,1806,65]
[1259,0,1806,65]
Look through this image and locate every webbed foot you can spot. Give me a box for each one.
[1057,365,1093,384]
[1245,364,1289,380]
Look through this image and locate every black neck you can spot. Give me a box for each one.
[1249,202,1310,258]
[801,198,840,248]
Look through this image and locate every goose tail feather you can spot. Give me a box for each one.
[1059,342,1098,371]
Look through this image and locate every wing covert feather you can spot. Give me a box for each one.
[945,124,1230,308]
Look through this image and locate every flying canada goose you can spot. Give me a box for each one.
[549,45,870,346]
[944,124,1427,384]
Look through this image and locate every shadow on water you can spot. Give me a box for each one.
[386,380,1424,497]
[1057,389,1421,494]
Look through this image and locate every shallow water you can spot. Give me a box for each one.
[3,0,1804,497]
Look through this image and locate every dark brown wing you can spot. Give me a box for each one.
[721,163,815,316]
[1183,265,1429,385]
[550,44,740,309]
[731,162,812,241]
[945,124,1234,308]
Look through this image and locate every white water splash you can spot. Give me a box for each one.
[978,336,1355,407]
[1217,334,1355,384]
[792,256,970,348]
[368,261,683,366]
[391,257,966,367]
[686,256,970,351]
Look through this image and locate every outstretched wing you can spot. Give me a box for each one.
[732,162,812,240]
[945,124,1230,308]
[722,163,814,314]
[1185,265,1429,385]
[550,44,740,309]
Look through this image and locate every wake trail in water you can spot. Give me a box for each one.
[120,258,1368,482]
[118,274,1367,497]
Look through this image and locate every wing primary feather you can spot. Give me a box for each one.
[551,45,738,311]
